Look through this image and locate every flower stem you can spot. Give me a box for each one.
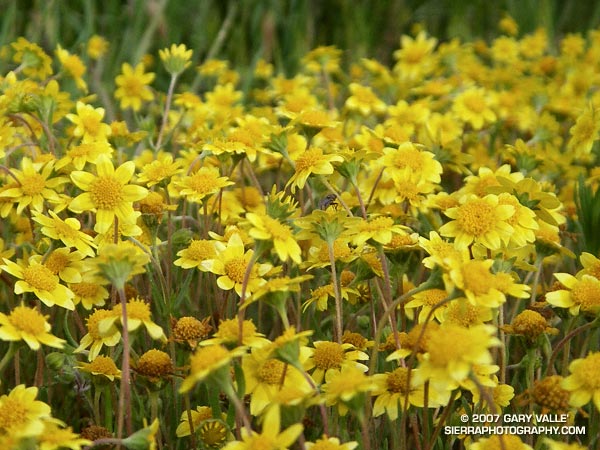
[116,287,133,439]
[327,240,343,343]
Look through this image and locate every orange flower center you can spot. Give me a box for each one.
[8,305,47,335]
[313,342,345,370]
[90,176,123,209]
[224,257,248,284]
[23,264,58,291]
[387,367,409,393]
[258,359,286,385]
[20,173,45,196]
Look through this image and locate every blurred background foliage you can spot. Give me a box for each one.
[2,0,600,87]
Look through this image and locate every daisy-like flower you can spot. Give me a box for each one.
[1,257,75,310]
[246,212,302,263]
[58,139,114,171]
[87,34,108,59]
[242,347,312,415]
[0,304,65,350]
[350,215,410,247]
[115,62,155,111]
[452,87,497,130]
[75,308,121,361]
[221,407,302,450]
[55,45,87,91]
[0,158,67,214]
[76,355,121,382]
[30,248,85,284]
[180,344,246,393]
[201,233,272,297]
[174,166,234,204]
[172,316,212,349]
[345,83,387,116]
[546,273,600,315]
[136,153,183,188]
[567,105,600,157]
[174,239,216,270]
[175,405,212,437]
[304,340,368,385]
[372,367,451,420]
[530,375,570,412]
[11,37,53,79]
[286,147,344,193]
[322,364,375,415]
[404,288,449,323]
[37,421,92,450]
[305,436,358,450]
[414,323,501,392]
[501,309,558,342]
[418,231,468,271]
[69,273,110,310]
[66,101,111,142]
[134,349,174,383]
[201,318,270,348]
[0,385,52,439]
[159,43,193,75]
[439,194,514,250]
[32,210,96,257]
[69,155,148,234]
[100,297,165,341]
[393,31,438,81]
[561,352,600,411]
[445,259,530,308]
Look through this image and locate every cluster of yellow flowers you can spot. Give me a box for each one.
[0,18,599,450]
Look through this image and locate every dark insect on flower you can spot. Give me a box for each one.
[319,193,338,210]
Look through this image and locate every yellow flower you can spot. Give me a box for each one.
[242,347,312,415]
[393,31,438,81]
[69,155,148,234]
[221,407,302,450]
[0,157,67,214]
[37,420,92,450]
[70,273,110,310]
[439,194,514,250]
[101,297,165,341]
[58,139,114,171]
[286,147,344,193]
[501,309,558,341]
[404,288,449,323]
[76,355,121,382]
[175,405,212,437]
[135,349,173,382]
[1,257,75,310]
[201,233,272,297]
[0,304,65,350]
[55,45,87,91]
[322,364,375,415]
[159,43,193,75]
[174,166,235,204]
[345,83,387,116]
[246,212,302,263]
[136,153,182,187]
[546,273,600,315]
[30,247,85,284]
[32,210,97,257]
[414,324,500,392]
[86,35,108,59]
[452,87,497,130]
[531,375,570,412]
[0,385,51,438]
[75,308,121,361]
[115,62,155,111]
[372,367,450,420]
[304,341,368,385]
[350,215,410,247]
[174,239,216,270]
[172,316,212,349]
[202,318,270,348]
[561,352,600,411]
[567,105,600,157]
[305,436,358,450]
[11,37,53,79]
[66,101,111,142]
[180,344,246,393]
